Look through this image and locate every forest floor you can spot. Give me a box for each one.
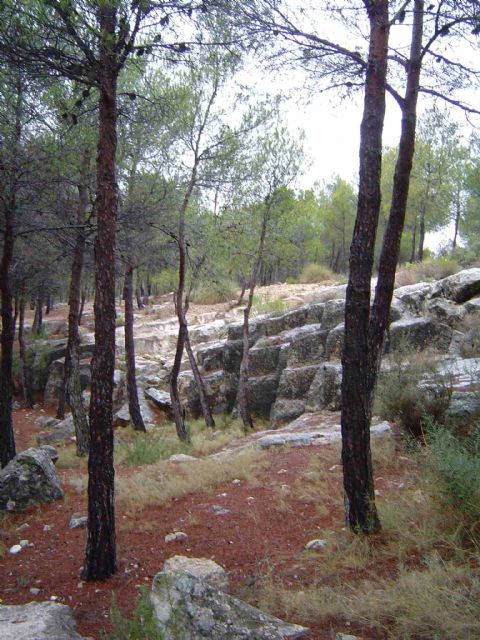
[1,404,423,640]
[1,286,474,640]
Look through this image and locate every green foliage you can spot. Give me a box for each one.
[375,351,452,438]
[252,297,287,316]
[395,257,460,287]
[190,279,237,305]
[103,587,164,640]
[153,269,178,295]
[298,263,336,284]
[425,423,480,547]
[117,432,188,467]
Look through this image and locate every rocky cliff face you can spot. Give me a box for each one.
[186,268,480,425]
[39,269,480,428]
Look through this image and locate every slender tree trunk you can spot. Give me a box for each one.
[341,0,389,534]
[0,76,22,468]
[31,290,43,334]
[79,287,86,325]
[57,149,90,444]
[409,220,417,263]
[417,205,426,261]
[184,302,215,428]
[135,273,144,310]
[82,4,118,581]
[123,260,146,432]
[18,294,33,408]
[370,0,424,382]
[46,295,52,315]
[452,188,460,250]
[237,201,271,431]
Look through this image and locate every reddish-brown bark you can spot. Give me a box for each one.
[341,0,389,534]
[82,3,118,581]
[123,260,146,432]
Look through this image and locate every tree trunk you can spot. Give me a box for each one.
[79,287,86,325]
[123,260,146,432]
[18,294,33,408]
[417,205,426,261]
[185,318,215,428]
[0,76,22,468]
[82,4,118,581]
[369,0,424,374]
[31,291,43,334]
[237,200,271,431]
[341,0,389,535]
[409,220,417,263]
[57,149,90,441]
[135,273,144,310]
[452,187,460,250]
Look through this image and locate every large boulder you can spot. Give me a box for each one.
[321,299,345,331]
[276,365,319,399]
[394,281,433,313]
[145,388,174,418]
[270,398,306,425]
[0,448,63,512]
[151,559,308,640]
[325,323,344,360]
[426,298,466,326]
[305,363,342,412]
[114,397,154,427]
[44,358,91,406]
[386,318,453,354]
[247,374,281,418]
[36,415,76,446]
[196,341,226,372]
[429,268,480,303]
[186,371,229,418]
[284,325,328,367]
[0,602,87,640]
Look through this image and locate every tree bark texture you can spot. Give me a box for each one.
[0,77,22,468]
[341,0,424,534]
[341,0,389,534]
[31,290,43,334]
[123,260,146,432]
[82,4,118,581]
[18,295,33,407]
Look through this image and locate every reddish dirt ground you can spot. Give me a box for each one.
[0,406,412,640]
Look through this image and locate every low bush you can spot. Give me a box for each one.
[395,257,460,287]
[425,423,480,547]
[252,297,287,316]
[116,432,188,467]
[298,263,336,284]
[190,279,237,305]
[375,353,452,439]
[103,587,162,640]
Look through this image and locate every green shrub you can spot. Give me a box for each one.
[117,432,188,467]
[252,297,287,316]
[375,351,452,439]
[103,587,163,640]
[285,276,297,285]
[395,257,460,287]
[190,279,237,305]
[152,268,178,295]
[298,263,336,284]
[425,423,480,546]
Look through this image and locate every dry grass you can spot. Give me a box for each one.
[116,449,269,515]
[56,445,89,470]
[348,555,480,638]
[395,257,460,287]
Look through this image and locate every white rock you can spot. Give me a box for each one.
[165,531,188,543]
[304,539,327,551]
[9,544,22,555]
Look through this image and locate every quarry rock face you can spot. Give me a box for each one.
[33,269,480,428]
